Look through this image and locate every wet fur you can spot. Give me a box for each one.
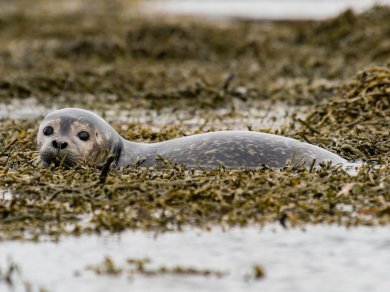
[37,108,347,169]
[37,108,122,168]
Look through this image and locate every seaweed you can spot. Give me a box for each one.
[301,66,390,161]
[0,1,389,241]
[85,256,227,279]
[1,3,390,107]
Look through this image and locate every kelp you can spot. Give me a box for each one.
[86,256,227,278]
[0,1,389,241]
[300,66,390,161]
[0,3,390,107]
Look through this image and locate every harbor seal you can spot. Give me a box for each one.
[37,108,347,169]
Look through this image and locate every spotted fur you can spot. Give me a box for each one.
[37,108,347,169]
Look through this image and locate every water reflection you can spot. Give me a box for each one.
[0,98,49,120]
[0,225,389,292]
[0,99,301,130]
[0,190,13,200]
[144,0,390,20]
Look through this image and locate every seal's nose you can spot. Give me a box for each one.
[52,140,68,150]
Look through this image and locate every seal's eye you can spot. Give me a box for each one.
[43,126,54,136]
[78,131,89,141]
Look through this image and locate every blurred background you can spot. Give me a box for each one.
[2,0,390,19]
[146,0,390,19]
[1,2,390,292]
[1,0,390,115]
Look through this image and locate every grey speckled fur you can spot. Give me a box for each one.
[118,131,347,168]
[38,108,347,169]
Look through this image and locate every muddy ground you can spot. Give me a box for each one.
[0,0,389,240]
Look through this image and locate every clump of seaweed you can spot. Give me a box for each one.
[0,1,389,242]
[244,264,266,281]
[86,257,123,276]
[301,66,390,161]
[86,256,227,278]
[306,66,389,129]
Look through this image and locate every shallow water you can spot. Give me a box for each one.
[0,99,49,120]
[0,99,301,130]
[0,190,12,200]
[1,225,390,292]
[146,0,390,20]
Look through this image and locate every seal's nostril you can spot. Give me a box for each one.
[52,140,67,150]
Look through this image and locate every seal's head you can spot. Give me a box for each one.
[37,108,122,168]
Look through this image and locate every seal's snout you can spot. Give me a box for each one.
[52,140,68,150]
[37,108,120,168]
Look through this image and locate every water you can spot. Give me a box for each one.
[0,98,50,120]
[0,191,12,200]
[146,0,390,20]
[1,225,390,292]
[0,99,301,130]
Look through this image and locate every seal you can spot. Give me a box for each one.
[37,108,347,169]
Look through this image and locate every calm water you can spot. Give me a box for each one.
[145,0,390,20]
[1,225,390,292]
[0,98,300,130]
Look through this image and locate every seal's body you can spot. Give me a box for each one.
[37,108,347,169]
[119,131,346,168]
